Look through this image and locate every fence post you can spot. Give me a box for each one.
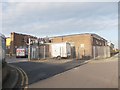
[38,40,40,60]
[43,45,46,59]
[28,38,31,61]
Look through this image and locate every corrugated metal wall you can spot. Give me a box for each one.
[93,46,110,59]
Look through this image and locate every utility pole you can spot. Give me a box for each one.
[28,38,31,61]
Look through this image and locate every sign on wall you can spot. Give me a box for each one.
[80,44,85,48]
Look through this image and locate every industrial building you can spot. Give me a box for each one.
[50,33,110,59]
[6,32,113,60]
[6,32,36,55]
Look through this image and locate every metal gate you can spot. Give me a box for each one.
[30,44,50,60]
[93,46,110,59]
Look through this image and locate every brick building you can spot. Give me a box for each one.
[50,33,108,59]
[6,32,37,55]
[6,37,11,54]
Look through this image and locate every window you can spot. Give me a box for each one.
[96,40,98,45]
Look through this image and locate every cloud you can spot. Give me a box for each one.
[2,2,118,48]
[2,2,117,24]
[1,0,119,2]
[2,13,117,37]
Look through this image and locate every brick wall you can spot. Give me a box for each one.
[10,32,36,55]
[51,34,107,60]
[51,34,93,59]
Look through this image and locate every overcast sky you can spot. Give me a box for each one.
[1,1,118,48]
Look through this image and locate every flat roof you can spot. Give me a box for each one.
[11,32,37,38]
[50,33,91,38]
[49,33,107,41]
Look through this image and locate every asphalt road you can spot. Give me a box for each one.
[8,58,86,85]
[29,55,119,88]
[6,54,119,88]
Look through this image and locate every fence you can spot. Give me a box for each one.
[29,44,50,60]
[29,43,76,60]
[93,46,110,59]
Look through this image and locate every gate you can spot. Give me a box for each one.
[30,44,50,60]
[93,46,110,59]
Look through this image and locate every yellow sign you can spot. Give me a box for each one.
[6,37,11,47]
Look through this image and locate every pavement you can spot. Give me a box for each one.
[2,64,19,89]
[29,54,118,88]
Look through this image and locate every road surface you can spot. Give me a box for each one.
[7,58,86,85]
[6,54,119,88]
[29,55,118,88]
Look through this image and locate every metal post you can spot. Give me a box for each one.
[38,40,40,60]
[28,38,31,61]
[43,45,45,59]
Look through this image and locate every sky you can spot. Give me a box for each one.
[1,1,118,48]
